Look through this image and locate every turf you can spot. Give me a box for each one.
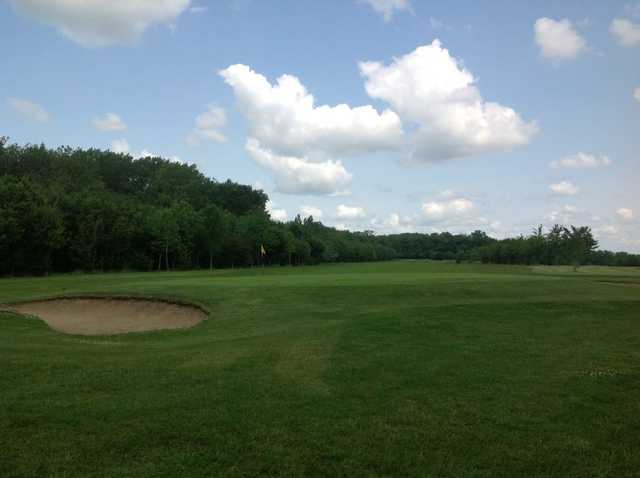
[1,261,639,477]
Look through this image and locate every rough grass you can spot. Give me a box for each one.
[1,262,639,477]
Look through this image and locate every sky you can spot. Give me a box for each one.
[1,0,639,252]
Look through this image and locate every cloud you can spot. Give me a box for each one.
[617,208,634,220]
[369,208,504,236]
[610,18,640,47]
[220,64,402,158]
[92,113,126,132]
[300,205,323,219]
[438,189,457,199]
[359,0,410,22]
[545,205,579,223]
[367,212,419,234]
[138,149,183,163]
[110,138,182,163]
[221,63,401,195]
[549,181,579,196]
[110,138,130,154]
[7,97,49,122]
[635,87,640,102]
[223,41,536,192]
[186,104,227,146]
[550,152,611,169]
[359,192,508,235]
[359,40,537,162]
[429,17,449,31]
[266,200,287,222]
[534,18,586,60]
[422,197,474,221]
[336,205,366,220]
[245,139,352,196]
[373,213,417,233]
[593,224,619,236]
[9,0,191,47]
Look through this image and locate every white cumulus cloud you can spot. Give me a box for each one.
[186,104,227,146]
[336,205,367,220]
[220,64,402,158]
[92,113,126,132]
[422,197,474,221]
[610,18,640,47]
[545,205,579,223]
[360,40,537,162]
[7,97,49,122]
[549,181,579,196]
[9,0,191,47]
[266,200,288,222]
[594,224,619,237]
[375,212,417,233]
[359,0,411,22]
[534,17,586,59]
[617,208,634,220]
[110,138,182,163]
[300,205,323,219]
[110,138,130,154]
[246,139,352,196]
[550,152,611,169]
[223,41,536,193]
[221,63,401,195]
[366,199,505,236]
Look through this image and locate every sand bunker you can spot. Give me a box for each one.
[12,297,207,335]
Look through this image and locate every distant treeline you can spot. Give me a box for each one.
[1,139,638,275]
[472,226,640,267]
[379,227,639,267]
[0,139,396,275]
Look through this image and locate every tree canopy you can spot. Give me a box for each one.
[1,139,637,275]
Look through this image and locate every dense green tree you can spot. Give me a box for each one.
[563,226,598,270]
[0,140,637,275]
[0,176,63,275]
[147,207,180,271]
[199,204,229,270]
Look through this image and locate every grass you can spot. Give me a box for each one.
[1,261,639,477]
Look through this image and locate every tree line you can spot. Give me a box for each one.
[472,226,640,267]
[1,139,638,275]
[0,139,395,275]
[381,226,639,267]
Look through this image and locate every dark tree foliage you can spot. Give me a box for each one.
[380,226,639,267]
[1,140,637,275]
[0,142,393,275]
[377,230,495,261]
[471,225,639,267]
[0,175,63,275]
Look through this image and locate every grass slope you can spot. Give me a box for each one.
[1,262,639,477]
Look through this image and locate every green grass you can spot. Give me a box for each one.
[1,261,639,477]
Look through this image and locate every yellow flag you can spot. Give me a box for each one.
[260,244,266,256]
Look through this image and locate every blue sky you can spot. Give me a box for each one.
[1,0,639,251]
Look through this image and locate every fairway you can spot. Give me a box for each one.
[1,261,639,477]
